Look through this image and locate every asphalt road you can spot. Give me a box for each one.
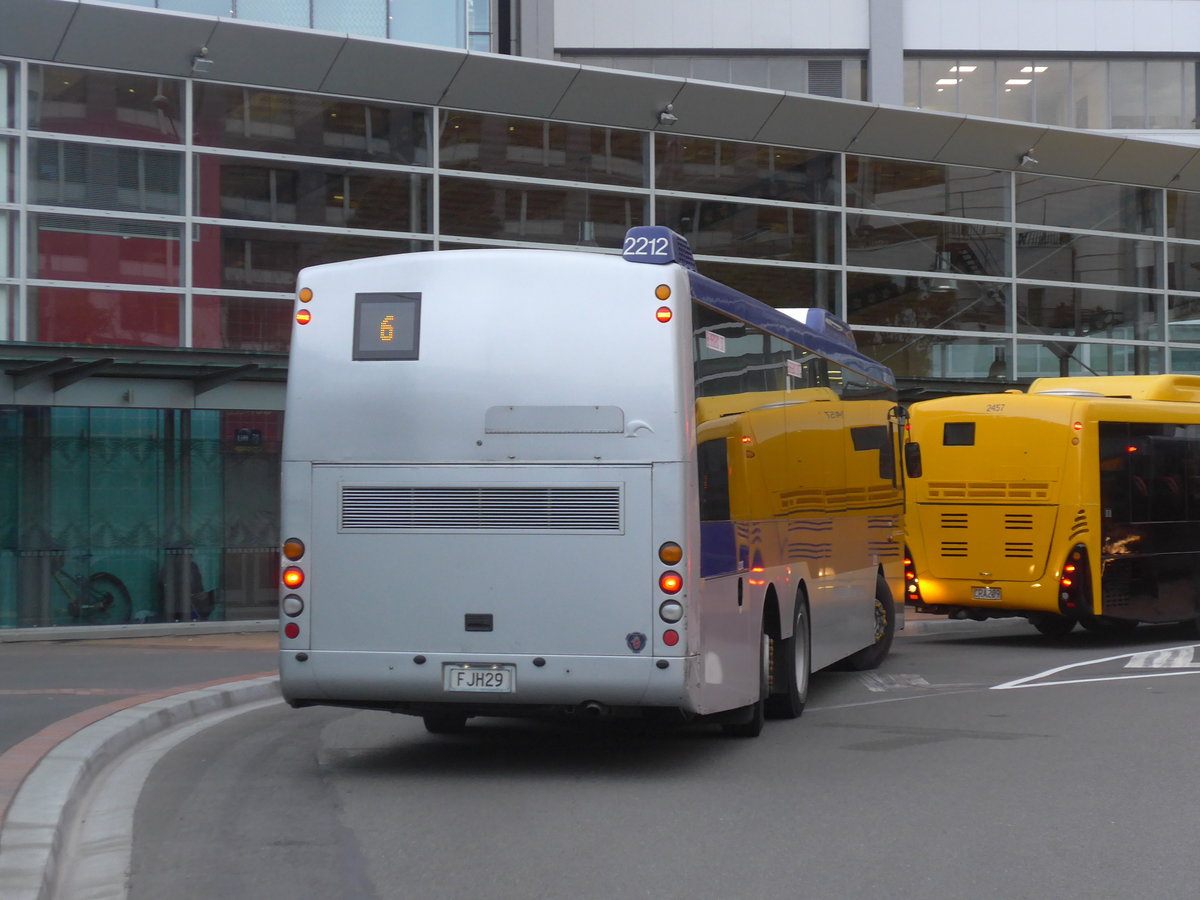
[123,620,1200,900]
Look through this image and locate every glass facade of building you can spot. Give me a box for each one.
[3,50,1200,628]
[907,57,1200,130]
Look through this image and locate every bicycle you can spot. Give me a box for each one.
[53,555,132,625]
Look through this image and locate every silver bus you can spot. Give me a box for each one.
[279,227,903,736]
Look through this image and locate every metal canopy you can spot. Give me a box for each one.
[660,79,785,141]
[550,65,683,131]
[934,117,1048,172]
[55,1,217,76]
[12,1,1200,189]
[2,344,287,390]
[439,52,581,117]
[755,94,876,150]
[848,106,965,162]
[319,37,467,106]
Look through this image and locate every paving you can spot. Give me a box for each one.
[0,611,1014,899]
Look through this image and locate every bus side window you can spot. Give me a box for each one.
[850,425,894,480]
[904,442,922,478]
[698,438,731,521]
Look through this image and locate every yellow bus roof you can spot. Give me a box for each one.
[1028,374,1200,403]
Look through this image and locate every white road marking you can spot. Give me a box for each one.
[992,643,1200,690]
[1126,647,1200,668]
[858,673,931,692]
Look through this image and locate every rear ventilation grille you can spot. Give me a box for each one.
[1004,513,1035,530]
[927,481,1051,501]
[1005,542,1035,558]
[341,485,622,532]
[940,512,968,529]
[940,541,969,557]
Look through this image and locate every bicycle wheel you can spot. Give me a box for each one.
[85,572,132,625]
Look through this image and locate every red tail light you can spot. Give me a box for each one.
[282,566,304,589]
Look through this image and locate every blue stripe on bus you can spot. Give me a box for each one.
[700,521,739,578]
[686,271,896,389]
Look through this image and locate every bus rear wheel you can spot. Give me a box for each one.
[765,597,810,719]
[841,576,896,671]
[722,630,768,738]
[1030,614,1076,637]
[1080,615,1138,635]
[422,713,468,734]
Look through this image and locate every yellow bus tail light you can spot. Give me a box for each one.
[296,310,312,325]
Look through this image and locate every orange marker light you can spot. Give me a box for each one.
[282,566,305,589]
[283,538,305,561]
[296,310,312,325]
[655,284,671,300]
[299,287,313,302]
[656,306,673,323]
[658,541,683,565]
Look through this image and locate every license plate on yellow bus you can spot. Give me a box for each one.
[972,586,1002,601]
[443,664,515,693]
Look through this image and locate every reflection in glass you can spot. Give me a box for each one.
[1017,230,1160,289]
[848,273,1008,333]
[997,60,1033,122]
[1168,190,1200,242]
[1110,60,1145,129]
[1016,285,1159,341]
[699,261,836,313]
[1018,338,1160,378]
[197,155,430,233]
[194,84,429,164]
[28,65,185,143]
[440,178,643,248]
[29,287,181,347]
[1147,61,1185,128]
[1016,175,1158,235]
[855,330,1008,381]
[193,295,293,353]
[1168,295,1200,344]
[1170,242,1200,292]
[442,112,645,187]
[313,0,387,37]
[656,136,837,204]
[846,215,1007,277]
[1034,60,1070,125]
[193,224,428,291]
[1072,60,1108,128]
[957,60,995,117]
[1,61,15,129]
[846,157,1007,219]
[235,0,309,27]
[919,59,957,113]
[658,198,837,263]
[32,215,182,286]
[31,140,183,215]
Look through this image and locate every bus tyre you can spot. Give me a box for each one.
[765,597,810,719]
[722,630,768,738]
[422,713,468,734]
[1079,614,1138,635]
[842,576,896,671]
[1030,614,1076,637]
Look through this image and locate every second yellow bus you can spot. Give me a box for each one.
[903,375,1200,636]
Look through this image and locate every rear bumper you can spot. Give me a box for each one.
[280,649,696,713]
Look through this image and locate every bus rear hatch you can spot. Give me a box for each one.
[309,464,655,658]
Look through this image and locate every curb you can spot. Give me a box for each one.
[0,675,281,900]
[901,616,1033,635]
[0,620,278,643]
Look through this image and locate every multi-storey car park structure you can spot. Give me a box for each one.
[5,0,1200,630]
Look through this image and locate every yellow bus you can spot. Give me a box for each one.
[903,375,1200,636]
